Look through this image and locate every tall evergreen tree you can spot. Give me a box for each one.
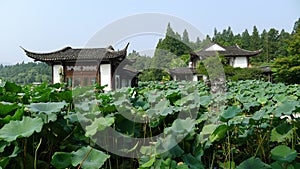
[276,29,290,57]
[292,18,300,34]
[212,28,223,44]
[222,26,234,46]
[182,29,190,44]
[288,20,300,55]
[166,22,176,38]
[260,29,269,62]
[267,28,279,61]
[241,29,251,49]
[273,22,300,84]
[250,26,261,50]
[153,23,192,69]
[233,34,242,46]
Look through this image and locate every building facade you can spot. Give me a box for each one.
[190,43,262,69]
[22,43,138,90]
[171,43,262,81]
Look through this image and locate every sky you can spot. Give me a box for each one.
[0,0,299,64]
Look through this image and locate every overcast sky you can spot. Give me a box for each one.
[0,0,299,64]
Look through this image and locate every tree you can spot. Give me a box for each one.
[222,26,234,46]
[182,29,190,44]
[138,68,170,82]
[241,29,251,49]
[166,22,176,38]
[288,23,300,55]
[260,29,269,63]
[127,50,152,70]
[275,29,290,57]
[272,55,300,84]
[212,28,223,44]
[250,26,261,50]
[292,18,300,34]
[267,28,279,61]
[272,19,300,84]
[233,34,242,46]
[152,23,192,69]
[0,62,51,84]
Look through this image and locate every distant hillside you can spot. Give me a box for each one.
[0,62,51,84]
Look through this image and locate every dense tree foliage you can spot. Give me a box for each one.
[0,62,51,84]
[272,19,300,84]
[128,19,299,83]
[212,26,292,65]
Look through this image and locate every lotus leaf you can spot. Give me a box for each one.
[0,116,43,142]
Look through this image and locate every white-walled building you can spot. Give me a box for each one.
[190,43,262,68]
[22,43,138,90]
[170,43,262,81]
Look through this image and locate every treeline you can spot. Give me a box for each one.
[0,62,51,84]
[128,18,300,84]
[212,26,291,65]
[1,19,299,84]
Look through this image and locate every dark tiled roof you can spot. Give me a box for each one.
[194,43,262,58]
[169,67,197,75]
[21,43,129,62]
[259,66,272,73]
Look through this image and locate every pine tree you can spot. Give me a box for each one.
[241,29,251,49]
[260,29,269,62]
[276,29,290,57]
[223,26,234,46]
[166,22,175,38]
[267,28,279,61]
[250,26,260,50]
[182,29,190,44]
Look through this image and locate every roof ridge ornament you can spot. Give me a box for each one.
[107,45,115,51]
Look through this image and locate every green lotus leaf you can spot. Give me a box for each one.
[182,153,205,169]
[85,117,114,137]
[174,93,198,107]
[4,81,22,93]
[270,123,294,143]
[159,145,184,159]
[199,95,211,106]
[0,116,43,142]
[221,106,242,122]
[147,100,173,117]
[274,101,299,117]
[0,102,19,117]
[273,94,287,102]
[71,146,109,169]
[251,109,266,121]
[209,124,228,142]
[243,101,260,111]
[27,101,67,114]
[258,97,268,105]
[236,157,271,169]
[0,141,10,153]
[170,117,195,134]
[51,152,72,169]
[271,145,297,162]
[140,157,155,168]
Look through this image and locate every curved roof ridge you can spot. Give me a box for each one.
[22,44,129,62]
[21,46,72,55]
[233,44,263,53]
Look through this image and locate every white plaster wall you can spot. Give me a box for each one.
[205,44,225,51]
[100,64,111,91]
[53,65,63,84]
[233,57,248,68]
[193,75,198,81]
